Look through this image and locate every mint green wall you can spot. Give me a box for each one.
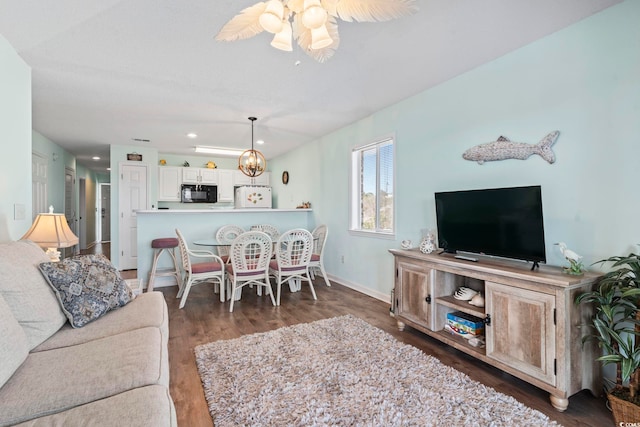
[270,1,640,300]
[0,35,31,241]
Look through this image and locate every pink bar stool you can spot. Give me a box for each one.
[148,237,181,292]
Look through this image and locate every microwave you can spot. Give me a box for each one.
[181,184,217,203]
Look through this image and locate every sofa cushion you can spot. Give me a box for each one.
[10,385,177,427]
[0,293,29,389]
[0,326,168,426]
[38,254,133,328]
[32,291,167,352]
[0,240,67,350]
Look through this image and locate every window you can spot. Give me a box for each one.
[350,136,395,236]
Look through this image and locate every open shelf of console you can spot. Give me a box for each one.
[389,248,602,412]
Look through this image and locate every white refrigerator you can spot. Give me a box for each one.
[234,186,272,208]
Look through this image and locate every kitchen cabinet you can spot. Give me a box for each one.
[182,168,218,185]
[390,249,601,412]
[158,166,181,201]
[233,170,270,186]
[217,169,234,203]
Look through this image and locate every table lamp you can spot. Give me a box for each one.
[21,206,79,262]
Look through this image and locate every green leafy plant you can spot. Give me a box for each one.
[564,258,585,276]
[576,251,640,404]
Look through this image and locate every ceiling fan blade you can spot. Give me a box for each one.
[215,2,267,42]
[336,0,418,23]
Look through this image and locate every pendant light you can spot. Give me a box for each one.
[238,117,267,177]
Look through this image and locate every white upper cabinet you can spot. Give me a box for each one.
[182,168,218,185]
[158,166,181,201]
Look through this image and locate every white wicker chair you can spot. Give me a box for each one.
[226,231,275,312]
[175,228,225,309]
[309,224,330,287]
[252,224,280,241]
[215,225,245,263]
[269,228,316,306]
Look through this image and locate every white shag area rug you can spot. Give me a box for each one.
[194,315,561,427]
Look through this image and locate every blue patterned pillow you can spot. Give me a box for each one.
[38,254,133,328]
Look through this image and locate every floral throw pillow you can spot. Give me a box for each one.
[38,254,133,328]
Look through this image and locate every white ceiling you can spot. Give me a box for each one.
[0,0,621,172]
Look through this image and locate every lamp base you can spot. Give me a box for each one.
[45,247,61,262]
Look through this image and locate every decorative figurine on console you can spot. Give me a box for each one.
[555,242,585,275]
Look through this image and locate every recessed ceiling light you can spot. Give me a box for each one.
[92,156,100,160]
[187,133,198,139]
[256,139,265,145]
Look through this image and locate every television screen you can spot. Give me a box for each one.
[434,185,546,263]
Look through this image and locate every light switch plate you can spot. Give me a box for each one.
[14,204,25,220]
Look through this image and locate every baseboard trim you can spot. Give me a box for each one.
[326,274,390,304]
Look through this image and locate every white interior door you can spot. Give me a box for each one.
[101,184,111,241]
[32,152,48,219]
[78,178,87,250]
[119,163,148,270]
[64,167,77,257]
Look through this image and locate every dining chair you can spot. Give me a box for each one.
[253,224,280,241]
[226,231,275,312]
[309,224,331,287]
[215,224,245,263]
[175,229,225,309]
[269,228,316,306]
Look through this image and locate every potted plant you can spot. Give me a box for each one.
[576,251,640,423]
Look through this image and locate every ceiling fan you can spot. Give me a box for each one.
[215,0,418,63]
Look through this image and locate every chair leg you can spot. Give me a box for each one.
[266,279,276,307]
[178,277,193,309]
[306,273,317,300]
[229,280,237,312]
[319,264,331,287]
[168,247,181,286]
[147,249,162,292]
[276,277,282,306]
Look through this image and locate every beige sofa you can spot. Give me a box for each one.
[0,240,176,426]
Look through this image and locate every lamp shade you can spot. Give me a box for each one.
[21,207,78,261]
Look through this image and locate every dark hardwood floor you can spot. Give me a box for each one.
[87,242,613,426]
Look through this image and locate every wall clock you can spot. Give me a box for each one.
[282,171,289,185]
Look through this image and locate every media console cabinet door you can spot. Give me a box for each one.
[396,260,434,330]
[485,281,556,386]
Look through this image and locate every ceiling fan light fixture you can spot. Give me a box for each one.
[271,20,293,51]
[259,0,285,33]
[302,0,327,30]
[310,24,333,50]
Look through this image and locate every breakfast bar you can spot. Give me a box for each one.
[136,208,313,289]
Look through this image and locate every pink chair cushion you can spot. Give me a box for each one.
[310,254,320,262]
[151,238,179,249]
[191,261,222,274]
[269,260,306,272]
[226,264,266,277]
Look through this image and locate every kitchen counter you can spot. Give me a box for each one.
[136,208,314,289]
[138,208,311,214]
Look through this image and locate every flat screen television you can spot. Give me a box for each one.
[434,185,546,265]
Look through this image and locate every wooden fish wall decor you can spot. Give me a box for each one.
[463,131,559,165]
